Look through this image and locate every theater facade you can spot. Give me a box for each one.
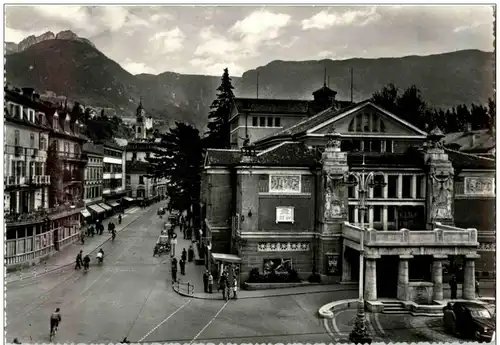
[200,92,495,303]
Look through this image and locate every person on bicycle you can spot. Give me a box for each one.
[50,308,62,335]
[83,255,90,271]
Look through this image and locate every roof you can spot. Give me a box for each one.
[126,160,151,173]
[103,140,123,151]
[256,101,369,145]
[82,142,104,155]
[233,97,310,115]
[445,149,496,170]
[204,143,319,168]
[443,129,495,153]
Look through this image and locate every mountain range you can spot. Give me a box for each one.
[5,30,494,130]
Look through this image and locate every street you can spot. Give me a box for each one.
[6,204,350,343]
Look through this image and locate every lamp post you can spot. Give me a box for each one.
[344,154,386,344]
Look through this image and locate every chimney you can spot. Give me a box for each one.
[22,87,35,99]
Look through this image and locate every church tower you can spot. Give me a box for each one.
[135,97,147,139]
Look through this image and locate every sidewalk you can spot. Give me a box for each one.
[5,205,150,284]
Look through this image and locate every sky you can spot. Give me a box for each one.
[4,5,494,77]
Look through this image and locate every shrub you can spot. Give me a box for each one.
[248,267,260,283]
[308,273,321,283]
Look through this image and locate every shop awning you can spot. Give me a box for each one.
[123,197,134,202]
[107,201,120,208]
[80,209,92,218]
[99,203,112,211]
[211,253,242,263]
[88,204,105,214]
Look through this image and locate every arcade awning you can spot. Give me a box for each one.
[80,209,91,218]
[107,201,120,208]
[98,203,112,211]
[88,204,105,214]
[123,197,134,202]
[211,253,242,263]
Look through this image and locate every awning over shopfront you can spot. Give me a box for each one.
[107,201,120,208]
[88,204,106,214]
[80,209,92,218]
[99,203,112,211]
[123,197,134,202]
[211,253,242,263]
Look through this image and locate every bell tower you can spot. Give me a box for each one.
[135,97,146,139]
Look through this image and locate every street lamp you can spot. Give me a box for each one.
[344,154,386,344]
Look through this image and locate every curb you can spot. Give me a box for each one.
[318,298,359,319]
[171,283,358,300]
[6,211,143,284]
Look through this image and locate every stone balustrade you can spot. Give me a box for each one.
[342,221,478,247]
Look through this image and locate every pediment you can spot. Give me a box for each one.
[308,103,427,137]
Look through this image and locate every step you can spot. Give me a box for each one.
[382,310,410,314]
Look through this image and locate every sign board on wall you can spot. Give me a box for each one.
[276,206,294,223]
[325,254,340,275]
[464,177,495,196]
[269,175,301,193]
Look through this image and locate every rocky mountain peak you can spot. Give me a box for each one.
[6,29,94,54]
[56,30,78,40]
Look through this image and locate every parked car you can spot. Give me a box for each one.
[443,301,495,342]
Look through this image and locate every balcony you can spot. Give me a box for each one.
[63,170,83,184]
[342,221,478,256]
[47,200,85,220]
[57,151,87,162]
[5,176,27,187]
[29,175,51,185]
[5,209,48,227]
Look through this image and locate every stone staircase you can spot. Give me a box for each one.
[381,301,409,314]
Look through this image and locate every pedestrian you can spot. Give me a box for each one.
[90,225,95,237]
[75,250,83,270]
[108,222,112,233]
[188,246,194,262]
[450,275,458,299]
[171,258,178,282]
[203,270,209,292]
[219,273,228,300]
[187,227,192,240]
[232,276,238,299]
[183,227,187,239]
[181,248,187,262]
[208,272,213,293]
[180,258,186,275]
[476,278,481,298]
[80,232,85,245]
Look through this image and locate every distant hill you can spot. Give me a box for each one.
[5,32,494,130]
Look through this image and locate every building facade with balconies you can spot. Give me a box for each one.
[4,87,54,268]
[201,97,494,305]
[82,142,105,221]
[102,141,126,211]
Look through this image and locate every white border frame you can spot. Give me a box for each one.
[269,174,301,194]
[275,206,295,224]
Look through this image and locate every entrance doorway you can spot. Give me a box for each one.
[377,256,398,298]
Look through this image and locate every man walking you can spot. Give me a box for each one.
[203,270,209,292]
[449,275,458,299]
[171,257,178,282]
[180,258,186,276]
[75,250,83,270]
[208,272,214,293]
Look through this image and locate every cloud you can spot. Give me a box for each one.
[302,7,381,30]
[189,57,245,76]
[148,27,185,54]
[122,59,158,75]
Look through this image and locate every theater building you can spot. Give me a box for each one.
[201,89,494,303]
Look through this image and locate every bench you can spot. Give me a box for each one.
[193,243,204,266]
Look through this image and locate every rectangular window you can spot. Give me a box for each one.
[30,133,35,148]
[402,175,412,198]
[348,186,355,198]
[371,140,382,152]
[274,117,281,127]
[259,117,266,127]
[388,206,396,222]
[373,183,383,198]
[252,117,258,126]
[267,117,273,127]
[352,140,361,152]
[386,140,393,153]
[348,205,356,223]
[417,176,425,198]
[388,175,398,198]
[14,130,20,146]
[373,205,382,222]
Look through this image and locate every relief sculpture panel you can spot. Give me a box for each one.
[464,177,495,196]
[432,180,452,219]
[324,173,345,219]
[269,175,301,193]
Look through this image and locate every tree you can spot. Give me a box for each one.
[205,68,235,149]
[147,122,204,215]
[46,141,64,207]
[371,83,399,115]
[487,98,496,135]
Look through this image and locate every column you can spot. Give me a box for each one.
[397,255,412,301]
[411,175,417,199]
[354,207,359,224]
[364,257,378,301]
[463,255,479,300]
[368,206,374,229]
[342,245,352,282]
[432,255,447,301]
[16,190,21,214]
[382,206,388,230]
[355,185,359,199]
[383,174,388,198]
[397,174,403,199]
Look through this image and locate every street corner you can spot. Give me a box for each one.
[322,306,386,342]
